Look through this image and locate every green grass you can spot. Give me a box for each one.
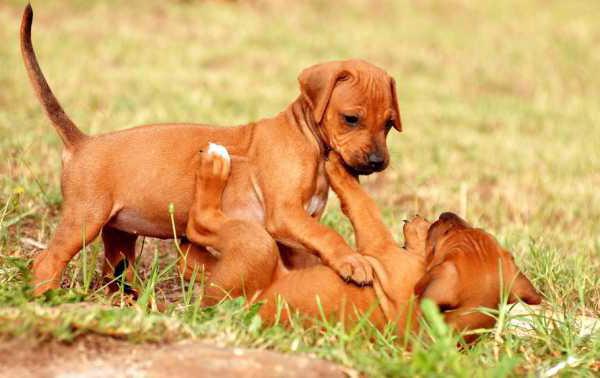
[1,0,599,376]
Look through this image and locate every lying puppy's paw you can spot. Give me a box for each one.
[207,142,231,164]
[402,215,431,254]
[198,143,231,190]
[331,253,373,286]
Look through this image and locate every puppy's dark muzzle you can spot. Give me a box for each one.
[367,152,386,171]
[348,152,387,175]
[346,161,388,176]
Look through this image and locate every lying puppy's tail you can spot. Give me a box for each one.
[20,4,86,150]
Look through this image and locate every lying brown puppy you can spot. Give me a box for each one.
[182,151,542,340]
[415,212,542,341]
[20,5,403,294]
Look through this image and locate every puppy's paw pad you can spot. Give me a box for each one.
[332,254,373,286]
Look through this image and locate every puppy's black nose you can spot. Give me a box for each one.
[367,152,385,170]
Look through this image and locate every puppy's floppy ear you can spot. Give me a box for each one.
[389,77,402,131]
[425,212,470,260]
[509,272,542,305]
[414,261,460,311]
[298,62,350,124]
[438,212,471,228]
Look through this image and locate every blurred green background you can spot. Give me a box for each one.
[1,0,599,374]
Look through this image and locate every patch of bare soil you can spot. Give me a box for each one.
[0,335,348,378]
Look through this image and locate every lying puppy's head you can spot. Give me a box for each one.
[415,212,542,341]
[298,59,401,175]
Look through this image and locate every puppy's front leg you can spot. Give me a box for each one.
[267,206,373,286]
[325,152,395,255]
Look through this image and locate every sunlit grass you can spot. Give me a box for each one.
[1,0,599,376]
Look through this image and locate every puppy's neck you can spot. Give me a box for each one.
[368,246,426,331]
[287,97,330,159]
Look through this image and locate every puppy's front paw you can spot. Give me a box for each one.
[331,253,373,286]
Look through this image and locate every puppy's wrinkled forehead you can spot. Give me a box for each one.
[332,63,396,114]
[298,59,401,132]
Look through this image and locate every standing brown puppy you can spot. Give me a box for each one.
[20,5,403,294]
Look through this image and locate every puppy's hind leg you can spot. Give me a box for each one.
[32,200,110,295]
[185,145,231,246]
[203,220,279,305]
[101,227,138,296]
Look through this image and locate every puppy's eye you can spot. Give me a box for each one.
[385,119,395,130]
[343,115,359,126]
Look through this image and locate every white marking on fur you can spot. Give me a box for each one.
[305,194,326,216]
[207,142,230,163]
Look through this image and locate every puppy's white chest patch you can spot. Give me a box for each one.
[305,194,327,217]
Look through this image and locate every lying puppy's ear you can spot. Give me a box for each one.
[425,212,471,260]
[414,261,460,311]
[438,212,471,228]
[298,62,350,124]
[389,77,402,131]
[509,272,542,305]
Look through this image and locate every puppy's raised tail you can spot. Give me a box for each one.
[20,4,86,149]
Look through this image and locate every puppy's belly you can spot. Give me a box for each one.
[223,199,265,224]
[107,169,265,238]
[107,196,265,238]
[259,266,384,326]
[221,164,266,224]
[108,208,176,238]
